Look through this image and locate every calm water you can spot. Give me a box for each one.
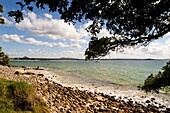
[11,59,170,107]
[11,59,169,86]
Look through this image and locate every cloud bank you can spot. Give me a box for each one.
[0,34,85,48]
[15,12,89,40]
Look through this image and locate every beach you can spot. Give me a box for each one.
[0,65,170,113]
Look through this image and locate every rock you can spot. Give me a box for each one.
[129,100,133,104]
[111,107,119,111]
[151,98,155,101]
[149,105,159,112]
[119,103,124,109]
[141,96,146,98]
[154,102,158,104]
[89,104,94,108]
[37,74,44,77]
[166,108,170,111]
[98,108,110,112]
[159,105,166,109]
[14,71,20,75]
[137,108,145,113]
[25,72,35,75]
[146,100,150,103]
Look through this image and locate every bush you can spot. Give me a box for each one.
[1,55,10,66]
[0,47,10,66]
[0,78,49,113]
[138,61,170,93]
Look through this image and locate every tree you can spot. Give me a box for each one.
[1,55,10,66]
[0,5,10,66]
[0,47,10,66]
[0,4,4,24]
[138,61,170,93]
[6,0,170,92]
[8,0,170,59]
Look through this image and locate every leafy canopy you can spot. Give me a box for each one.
[8,0,170,59]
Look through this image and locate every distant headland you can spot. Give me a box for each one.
[9,56,169,61]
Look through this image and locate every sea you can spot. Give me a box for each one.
[11,59,170,107]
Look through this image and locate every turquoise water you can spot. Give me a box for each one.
[11,59,170,107]
[11,59,169,86]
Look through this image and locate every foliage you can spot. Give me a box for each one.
[0,78,50,113]
[1,55,10,66]
[0,4,4,24]
[0,6,8,66]
[0,47,10,66]
[138,61,170,93]
[7,0,170,59]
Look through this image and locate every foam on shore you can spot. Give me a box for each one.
[43,67,170,109]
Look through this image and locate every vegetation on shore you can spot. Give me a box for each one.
[139,61,170,93]
[0,6,10,66]
[0,47,10,66]
[0,78,49,113]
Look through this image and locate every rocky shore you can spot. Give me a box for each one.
[0,65,170,113]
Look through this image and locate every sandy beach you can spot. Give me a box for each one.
[0,65,170,113]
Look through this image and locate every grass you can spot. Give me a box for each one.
[0,78,50,113]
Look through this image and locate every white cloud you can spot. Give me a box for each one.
[2,33,170,58]
[43,13,53,19]
[0,34,82,49]
[109,36,170,59]
[83,21,93,28]
[28,49,49,57]
[96,28,113,38]
[62,50,84,58]
[8,48,56,58]
[53,42,68,48]
[25,38,53,47]
[3,17,13,26]
[82,21,113,38]
[0,34,23,43]
[70,39,88,44]
[15,12,89,40]
[7,49,18,56]
[78,39,89,44]
[71,43,82,49]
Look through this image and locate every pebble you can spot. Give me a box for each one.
[0,65,169,113]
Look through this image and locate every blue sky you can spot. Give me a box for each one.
[0,0,170,59]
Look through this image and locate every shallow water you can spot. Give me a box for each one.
[11,59,168,86]
[11,59,170,107]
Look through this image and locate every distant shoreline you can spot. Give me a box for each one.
[10,57,170,61]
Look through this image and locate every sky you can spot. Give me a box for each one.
[0,0,170,59]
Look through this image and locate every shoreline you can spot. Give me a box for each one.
[0,65,170,112]
[47,67,170,108]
